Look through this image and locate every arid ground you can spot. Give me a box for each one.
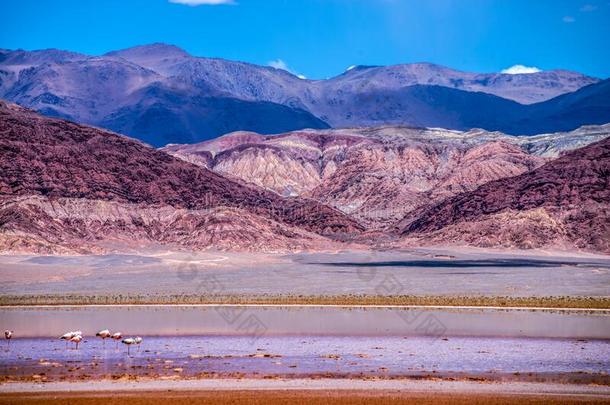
[1,248,609,400]
[2,389,610,405]
[1,248,609,299]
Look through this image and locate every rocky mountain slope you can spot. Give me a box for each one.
[1,100,608,254]
[398,136,610,252]
[1,44,606,146]
[163,125,610,228]
[0,101,361,254]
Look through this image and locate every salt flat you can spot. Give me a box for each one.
[0,248,609,298]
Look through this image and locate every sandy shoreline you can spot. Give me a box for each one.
[3,303,610,310]
[3,391,609,405]
[2,379,610,405]
[2,378,610,396]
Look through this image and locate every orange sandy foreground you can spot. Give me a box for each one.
[1,390,608,404]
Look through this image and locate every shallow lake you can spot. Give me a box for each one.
[1,305,609,339]
[1,335,608,382]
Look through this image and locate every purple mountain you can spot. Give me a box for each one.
[0,44,606,146]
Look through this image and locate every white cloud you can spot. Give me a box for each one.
[562,15,576,23]
[580,4,598,11]
[501,65,542,75]
[169,0,235,6]
[346,65,357,71]
[268,59,289,71]
[268,59,306,79]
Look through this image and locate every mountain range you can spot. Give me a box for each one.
[398,135,610,253]
[1,101,608,254]
[163,124,610,230]
[1,44,608,147]
[0,101,360,254]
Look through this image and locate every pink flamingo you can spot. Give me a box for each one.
[96,329,111,347]
[69,334,83,350]
[4,330,12,349]
[111,332,122,348]
[122,338,135,355]
[60,331,81,349]
[134,336,143,351]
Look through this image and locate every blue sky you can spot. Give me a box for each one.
[1,0,609,79]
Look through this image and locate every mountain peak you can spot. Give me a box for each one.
[105,43,190,59]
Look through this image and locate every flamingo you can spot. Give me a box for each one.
[96,329,111,347]
[60,331,77,339]
[111,332,122,348]
[122,337,135,355]
[69,334,83,350]
[60,331,80,348]
[134,336,143,351]
[4,330,12,349]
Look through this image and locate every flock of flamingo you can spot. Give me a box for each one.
[5,329,143,354]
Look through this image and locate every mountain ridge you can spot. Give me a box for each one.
[0,101,362,254]
[163,124,610,229]
[1,44,607,146]
[397,136,610,252]
[1,101,608,254]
